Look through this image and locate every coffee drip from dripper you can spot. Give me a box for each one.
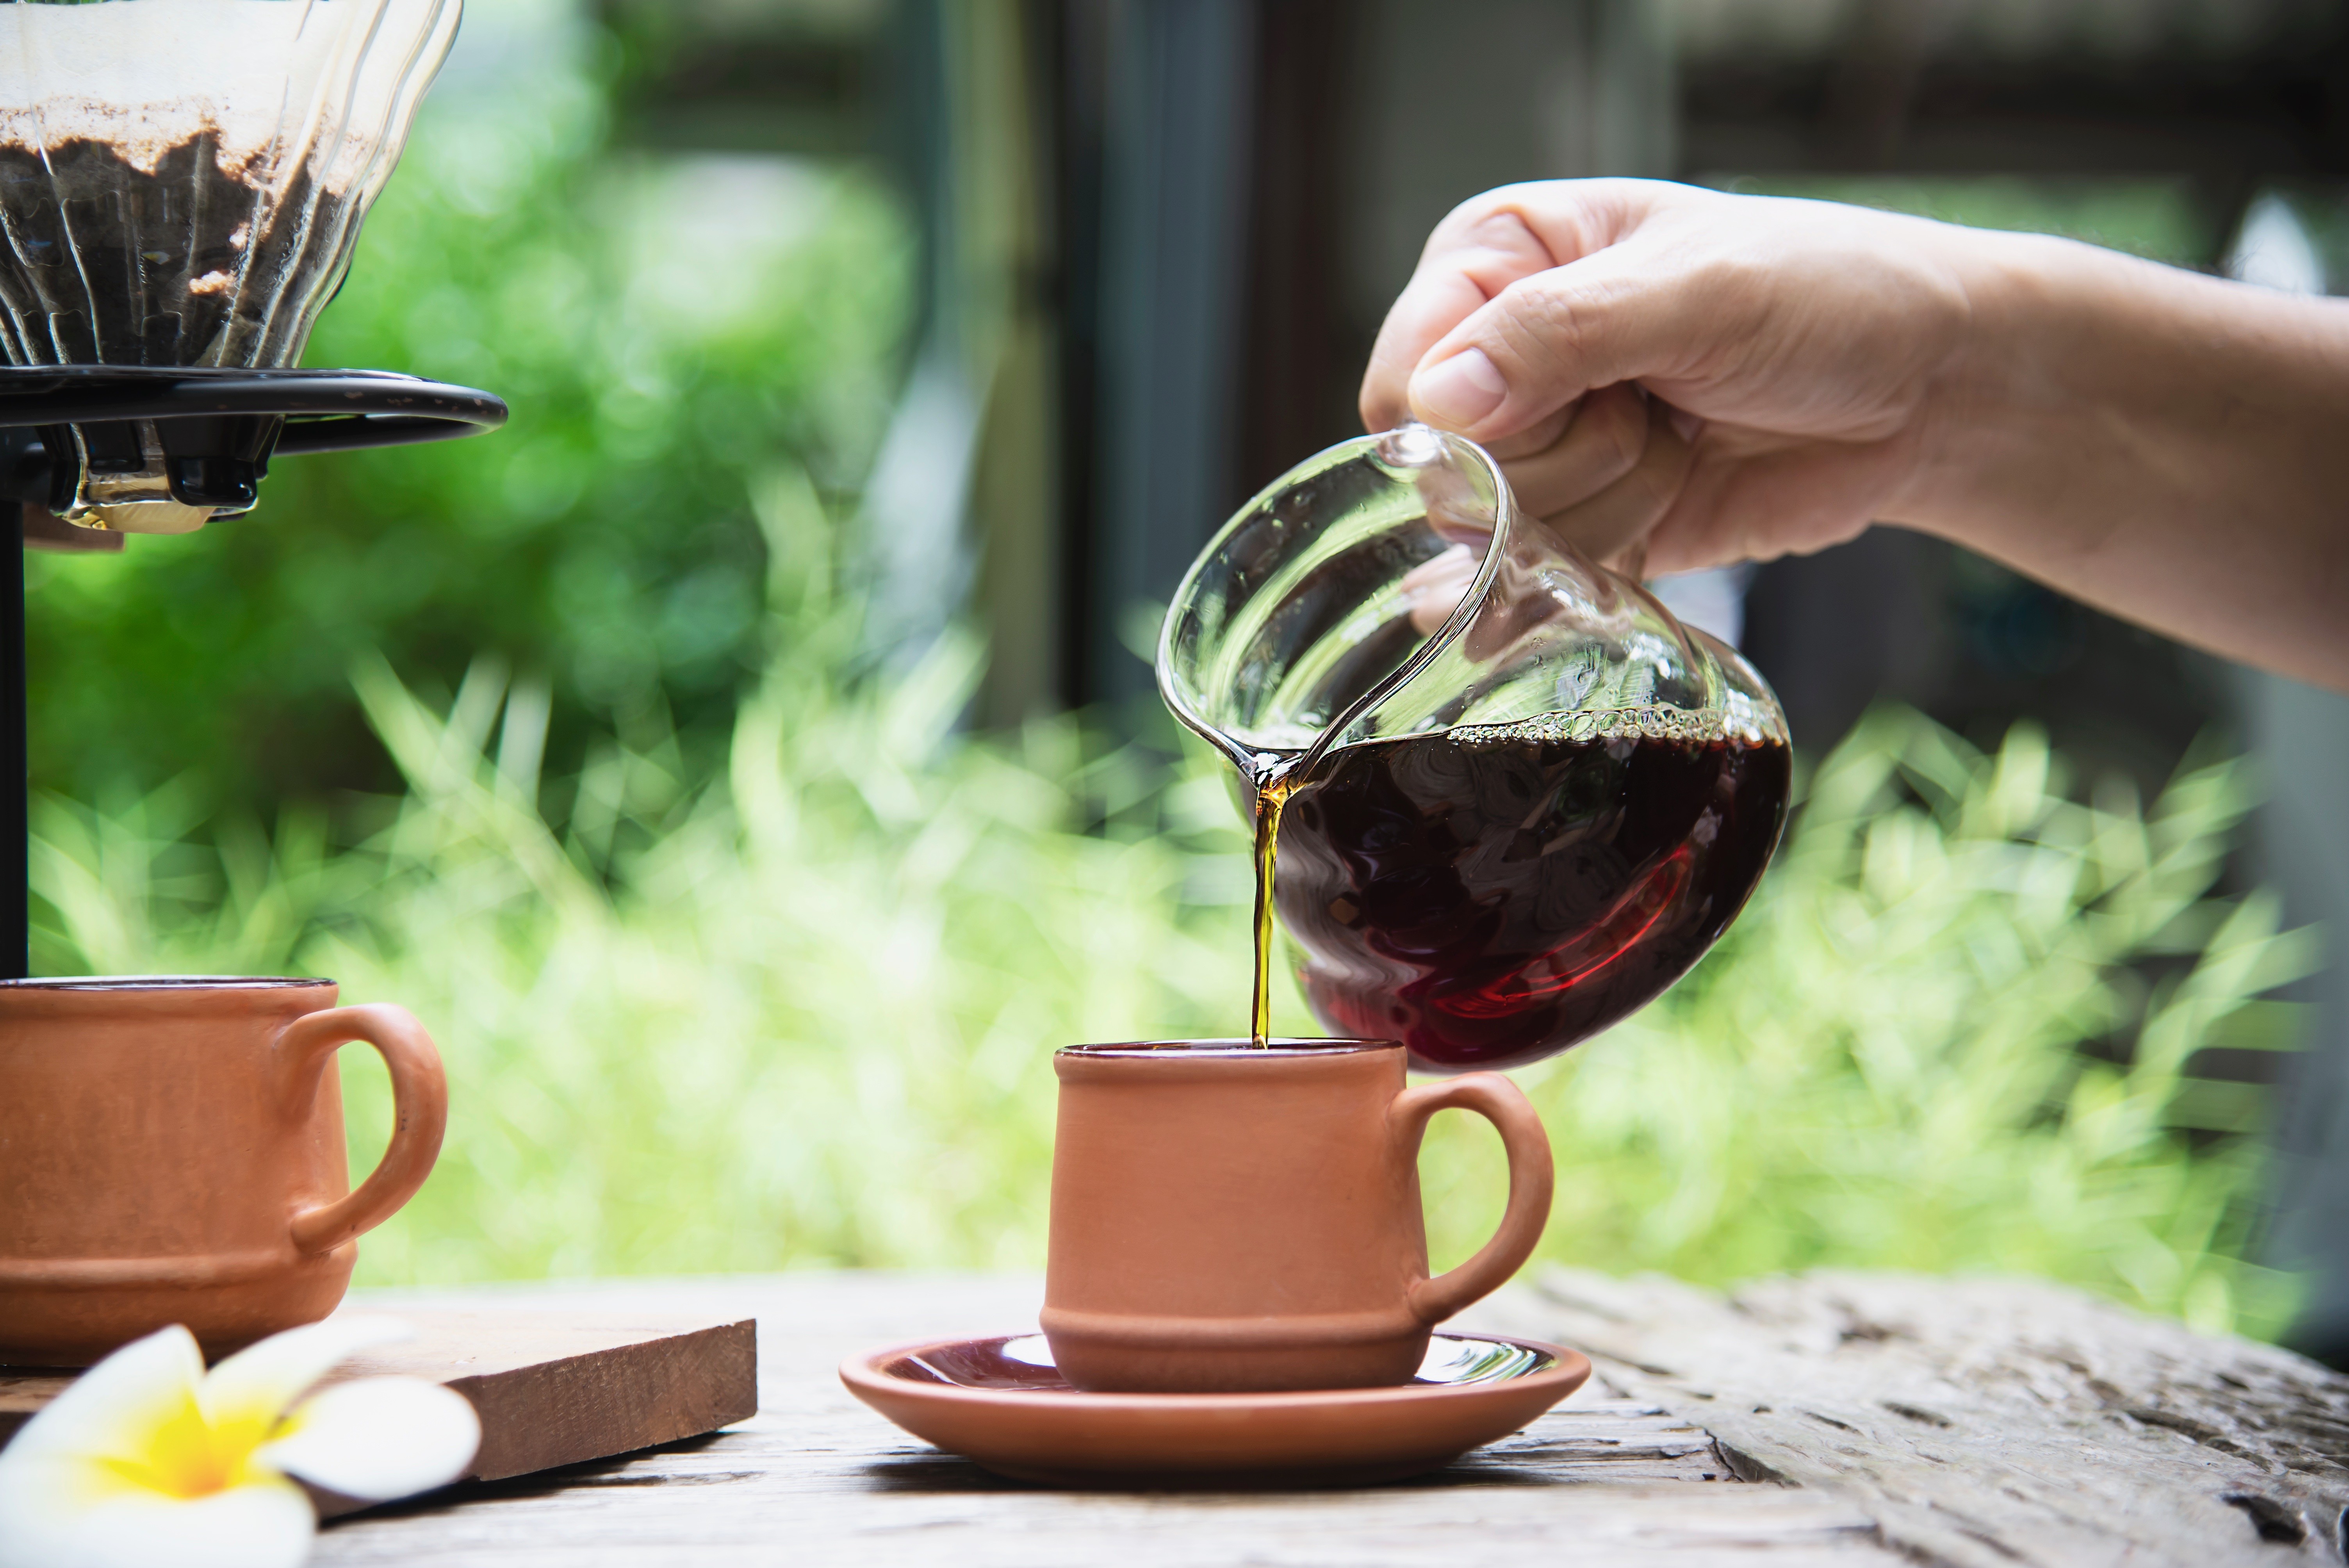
[1160,424,1792,1074]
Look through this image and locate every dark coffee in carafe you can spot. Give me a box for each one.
[1259,713,1790,1073]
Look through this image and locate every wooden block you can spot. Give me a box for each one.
[0,1309,757,1515]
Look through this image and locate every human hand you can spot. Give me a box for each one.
[1358,179,1988,576]
[1362,178,2349,689]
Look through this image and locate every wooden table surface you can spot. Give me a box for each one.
[312,1269,2349,1568]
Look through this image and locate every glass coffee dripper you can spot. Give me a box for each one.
[0,0,465,532]
[1158,424,1791,1074]
[0,0,499,976]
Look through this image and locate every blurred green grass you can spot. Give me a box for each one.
[24,11,911,814]
[18,3,2315,1339]
[33,475,2313,1336]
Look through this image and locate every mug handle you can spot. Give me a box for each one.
[276,1004,449,1256]
[1389,1072,1556,1326]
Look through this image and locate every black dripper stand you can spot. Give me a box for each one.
[0,365,508,978]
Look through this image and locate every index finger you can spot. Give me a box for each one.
[1358,181,1660,432]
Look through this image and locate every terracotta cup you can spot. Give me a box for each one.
[1041,1039,1554,1393]
[0,977,447,1366]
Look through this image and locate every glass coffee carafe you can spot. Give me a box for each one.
[1159,424,1791,1074]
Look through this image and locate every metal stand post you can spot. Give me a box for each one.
[2,510,25,979]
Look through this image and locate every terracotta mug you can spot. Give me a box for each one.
[0,977,447,1366]
[1041,1039,1554,1393]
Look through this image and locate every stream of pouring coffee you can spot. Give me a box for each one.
[1247,758,1301,1048]
[1249,760,1287,1047]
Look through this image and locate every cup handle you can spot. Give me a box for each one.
[1390,1072,1555,1326]
[277,1004,449,1256]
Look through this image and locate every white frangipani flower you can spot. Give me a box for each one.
[0,1316,481,1568]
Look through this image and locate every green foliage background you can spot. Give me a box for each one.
[25,21,909,815]
[18,2,2315,1339]
[36,518,2312,1338]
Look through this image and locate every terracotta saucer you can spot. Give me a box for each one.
[839,1330,1591,1488]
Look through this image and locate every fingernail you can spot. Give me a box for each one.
[1411,349,1507,431]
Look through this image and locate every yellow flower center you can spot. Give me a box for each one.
[96,1390,282,1500]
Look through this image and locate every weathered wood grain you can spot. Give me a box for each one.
[1476,1268,2349,1568]
[0,1370,56,1443]
[308,1274,1900,1567]
[48,1270,2319,1564]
